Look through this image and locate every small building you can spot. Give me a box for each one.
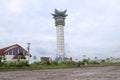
[41,57,49,63]
[0,44,31,61]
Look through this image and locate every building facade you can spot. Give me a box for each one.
[0,44,31,61]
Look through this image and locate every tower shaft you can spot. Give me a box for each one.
[56,25,65,57]
[52,9,67,58]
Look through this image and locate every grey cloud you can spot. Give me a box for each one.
[0,0,120,59]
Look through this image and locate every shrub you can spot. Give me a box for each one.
[3,61,30,68]
[0,56,2,63]
[0,62,4,67]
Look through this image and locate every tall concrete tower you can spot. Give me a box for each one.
[52,9,68,58]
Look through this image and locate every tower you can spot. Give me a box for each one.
[52,9,68,58]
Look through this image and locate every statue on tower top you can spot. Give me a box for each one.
[52,9,68,18]
[52,9,68,26]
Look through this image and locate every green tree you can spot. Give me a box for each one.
[2,56,6,62]
[83,58,89,66]
[106,58,110,62]
[0,56,2,63]
[17,55,22,62]
[110,57,113,63]
[33,56,37,62]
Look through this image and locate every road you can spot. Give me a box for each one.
[0,66,120,80]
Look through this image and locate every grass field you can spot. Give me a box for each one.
[0,61,120,70]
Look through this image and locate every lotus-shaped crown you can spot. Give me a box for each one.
[52,9,68,18]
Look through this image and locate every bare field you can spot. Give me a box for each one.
[0,66,120,80]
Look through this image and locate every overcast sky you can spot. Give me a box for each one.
[0,0,120,60]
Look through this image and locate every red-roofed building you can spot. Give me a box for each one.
[0,44,32,61]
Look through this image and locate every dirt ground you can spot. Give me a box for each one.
[0,66,120,80]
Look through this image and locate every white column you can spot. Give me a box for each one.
[56,25,65,57]
[52,9,67,59]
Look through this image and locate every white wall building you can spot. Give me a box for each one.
[0,44,31,61]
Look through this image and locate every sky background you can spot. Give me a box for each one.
[0,0,120,60]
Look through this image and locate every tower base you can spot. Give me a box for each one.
[55,56,68,62]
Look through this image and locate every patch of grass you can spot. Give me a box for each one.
[0,61,120,70]
[29,61,77,69]
[86,62,120,67]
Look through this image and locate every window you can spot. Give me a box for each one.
[19,48,23,53]
[13,48,17,55]
[6,52,9,55]
[18,48,20,53]
[9,50,12,55]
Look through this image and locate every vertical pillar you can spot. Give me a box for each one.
[52,9,67,58]
[27,43,31,61]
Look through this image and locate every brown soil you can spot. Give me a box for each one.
[0,66,120,80]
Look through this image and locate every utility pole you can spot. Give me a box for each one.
[27,43,31,62]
